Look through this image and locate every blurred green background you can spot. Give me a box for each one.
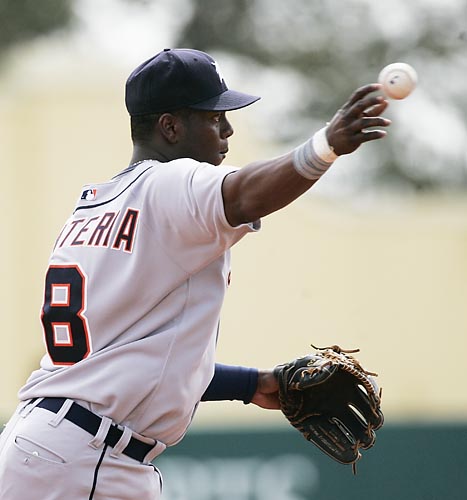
[0,1,466,499]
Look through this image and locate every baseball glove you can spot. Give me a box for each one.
[274,344,383,472]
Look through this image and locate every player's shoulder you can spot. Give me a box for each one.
[150,158,239,184]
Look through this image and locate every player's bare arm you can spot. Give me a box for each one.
[222,84,391,227]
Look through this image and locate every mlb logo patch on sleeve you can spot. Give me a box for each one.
[81,188,97,201]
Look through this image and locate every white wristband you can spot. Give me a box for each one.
[313,126,338,163]
[292,126,338,180]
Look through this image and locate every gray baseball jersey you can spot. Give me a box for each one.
[19,159,259,447]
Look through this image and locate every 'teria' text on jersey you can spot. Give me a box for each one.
[53,208,140,253]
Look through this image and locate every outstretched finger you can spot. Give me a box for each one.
[354,129,388,145]
[363,100,389,117]
[345,83,383,108]
[350,116,391,132]
[348,94,387,118]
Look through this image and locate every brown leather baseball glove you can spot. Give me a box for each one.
[274,344,384,472]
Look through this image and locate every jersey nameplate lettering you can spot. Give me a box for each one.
[54,208,140,253]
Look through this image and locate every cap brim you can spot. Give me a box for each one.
[189,89,260,111]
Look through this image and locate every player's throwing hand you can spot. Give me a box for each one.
[326,83,391,156]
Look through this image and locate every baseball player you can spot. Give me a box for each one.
[0,48,390,499]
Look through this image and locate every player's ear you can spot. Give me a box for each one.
[158,113,185,144]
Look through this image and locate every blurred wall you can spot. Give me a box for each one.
[1,52,467,426]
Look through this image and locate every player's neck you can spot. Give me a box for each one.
[129,144,171,166]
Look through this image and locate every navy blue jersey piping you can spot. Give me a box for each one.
[73,166,153,213]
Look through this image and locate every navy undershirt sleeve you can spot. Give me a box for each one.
[201,363,259,404]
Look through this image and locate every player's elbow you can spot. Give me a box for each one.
[224,198,265,227]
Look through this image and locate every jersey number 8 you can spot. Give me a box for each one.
[41,264,91,365]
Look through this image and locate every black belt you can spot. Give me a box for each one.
[36,397,154,462]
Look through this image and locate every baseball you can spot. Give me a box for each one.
[378,62,418,99]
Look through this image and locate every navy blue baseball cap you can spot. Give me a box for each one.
[125,48,260,116]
